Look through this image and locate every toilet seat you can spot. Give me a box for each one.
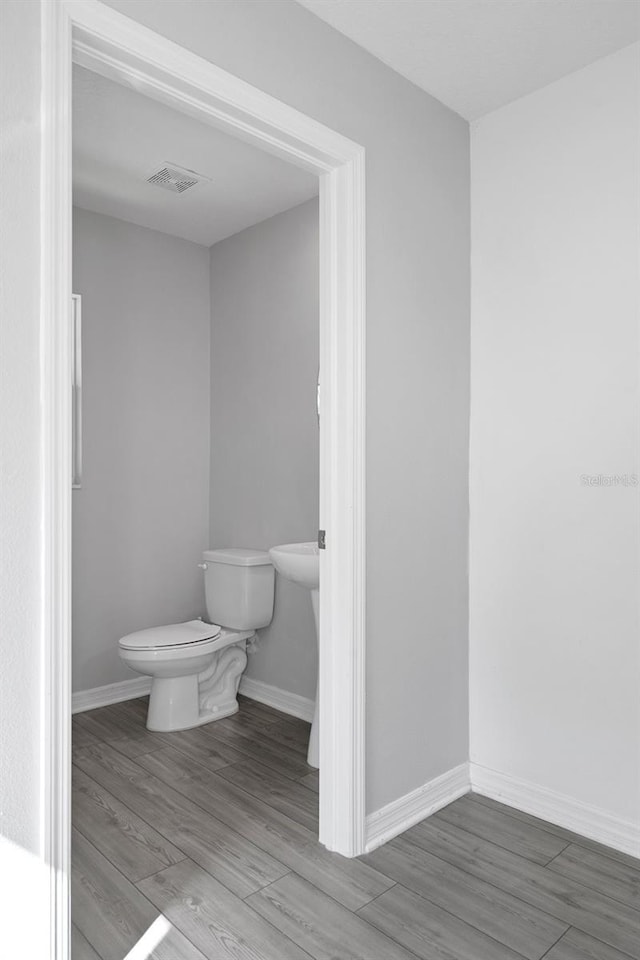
[119,619,221,651]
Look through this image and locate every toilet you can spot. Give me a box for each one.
[118,548,274,732]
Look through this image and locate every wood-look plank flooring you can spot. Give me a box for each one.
[73,697,640,960]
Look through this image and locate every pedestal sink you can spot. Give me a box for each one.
[268,541,319,768]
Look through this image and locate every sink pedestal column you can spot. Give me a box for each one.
[267,543,320,769]
[307,587,320,768]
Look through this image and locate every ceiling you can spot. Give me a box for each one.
[296,0,640,120]
[72,66,318,247]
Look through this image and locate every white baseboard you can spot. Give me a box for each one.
[365,762,470,853]
[72,673,314,723]
[470,763,640,858]
[72,676,152,714]
[239,676,315,723]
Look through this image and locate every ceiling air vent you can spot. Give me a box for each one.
[146,163,211,194]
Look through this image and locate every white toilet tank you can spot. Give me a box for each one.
[202,548,274,630]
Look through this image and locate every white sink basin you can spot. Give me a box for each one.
[269,541,319,590]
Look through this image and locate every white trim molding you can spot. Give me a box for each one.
[365,763,470,853]
[41,1,73,957]
[470,763,640,858]
[239,677,315,724]
[43,2,366,955]
[72,677,152,714]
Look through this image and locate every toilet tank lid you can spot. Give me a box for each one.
[203,548,271,567]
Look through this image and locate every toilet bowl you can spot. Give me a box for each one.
[118,548,274,731]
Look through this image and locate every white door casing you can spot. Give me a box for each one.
[41,1,366,957]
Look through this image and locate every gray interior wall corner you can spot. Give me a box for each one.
[209,198,320,702]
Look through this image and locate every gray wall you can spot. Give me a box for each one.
[72,208,211,692]
[209,199,319,701]
[105,0,470,814]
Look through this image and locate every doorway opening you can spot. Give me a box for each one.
[42,3,366,956]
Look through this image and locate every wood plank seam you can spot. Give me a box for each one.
[542,842,572,867]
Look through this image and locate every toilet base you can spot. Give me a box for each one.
[143,634,251,732]
[146,674,240,731]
